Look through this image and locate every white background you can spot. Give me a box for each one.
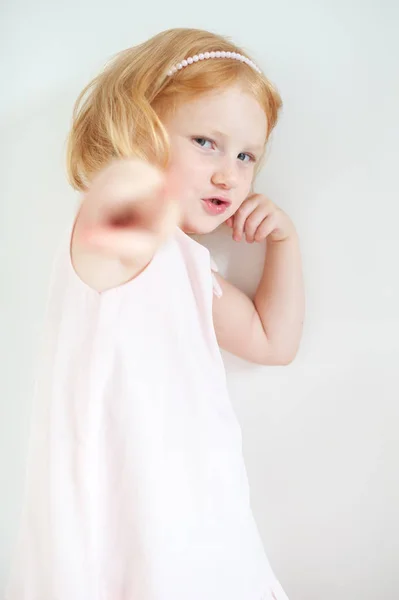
[1,1,398,598]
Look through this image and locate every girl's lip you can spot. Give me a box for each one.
[201,197,232,215]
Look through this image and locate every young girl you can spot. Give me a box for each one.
[7,28,304,600]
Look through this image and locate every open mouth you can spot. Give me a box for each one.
[201,197,231,215]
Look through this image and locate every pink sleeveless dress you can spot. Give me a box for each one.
[7,224,289,600]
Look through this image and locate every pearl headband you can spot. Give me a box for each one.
[167,51,262,76]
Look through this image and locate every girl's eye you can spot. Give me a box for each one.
[194,137,213,149]
[237,152,255,163]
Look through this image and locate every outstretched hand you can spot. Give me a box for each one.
[79,159,180,263]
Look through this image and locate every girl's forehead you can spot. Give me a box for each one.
[166,85,268,145]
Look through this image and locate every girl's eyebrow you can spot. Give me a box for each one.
[206,129,264,154]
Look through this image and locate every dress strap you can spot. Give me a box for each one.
[210,257,223,298]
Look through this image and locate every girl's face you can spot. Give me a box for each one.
[163,84,268,234]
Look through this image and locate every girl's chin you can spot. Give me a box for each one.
[180,217,225,236]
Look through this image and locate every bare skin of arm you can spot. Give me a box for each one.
[213,219,304,366]
[71,160,178,293]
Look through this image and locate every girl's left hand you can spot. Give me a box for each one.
[225,193,296,243]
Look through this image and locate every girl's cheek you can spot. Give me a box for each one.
[164,169,186,203]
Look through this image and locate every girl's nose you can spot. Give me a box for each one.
[211,160,238,190]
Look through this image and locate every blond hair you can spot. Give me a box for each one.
[66,28,283,191]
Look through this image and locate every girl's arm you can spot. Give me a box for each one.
[71,159,178,292]
[212,195,305,365]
